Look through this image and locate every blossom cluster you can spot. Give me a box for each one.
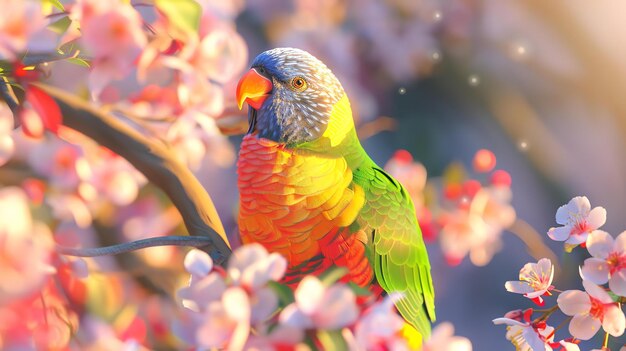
[385,148,515,266]
[494,196,626,351]
[176,243,473,350]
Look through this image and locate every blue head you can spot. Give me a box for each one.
[236,48,345,145]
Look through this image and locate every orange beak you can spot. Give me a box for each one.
[236,68,272,110]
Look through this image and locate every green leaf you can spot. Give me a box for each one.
[49,16,72,35]
[66,57,90,68]
[267,281,294,307]
[317,330,348,351]
[42,0,65,11]
[155,0,201,34]
[319,267,348,286]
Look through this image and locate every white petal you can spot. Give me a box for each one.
[580,258,610,285]
[570,196,591,214]
[609,270,626,297]
[505,281,534,294]
[522,325,549,351]
[279,303,314,329]
[184,249,213,277]
[492,318,527,326]
[250,287,278,323]
[586,230,613,258]
[548,226,571,241]
[583,280,613,303]
[555,204,571,225]
[266,253,287,281]
[587,207,607,229]
[602,305,625,337]
[615,231,626,254]
[295,276,325,314]
[565,233,588,245]
[569,314,601,340]
[316,284,358,329]
[222,287,251,322]
[557,290,590,316]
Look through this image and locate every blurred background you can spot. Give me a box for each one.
[2,0,626,349]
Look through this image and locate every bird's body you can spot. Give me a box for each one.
[236,48,435,337]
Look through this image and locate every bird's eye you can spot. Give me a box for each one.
[290,76,307,91]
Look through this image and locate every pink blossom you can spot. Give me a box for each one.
[280,276,359,330]
[557,280,625,340]
[0,187,54,305]
[423,322,473,351]
[352,294,410,350]
[493,316,554,351]
[0,103,14,167]
[581,230,626,297]
[505,258,554,306]
[547,196,606,249]
[74,0,147,97]
[0,0,47,59]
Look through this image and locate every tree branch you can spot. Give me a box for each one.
[33,83,232,264]
[56,235,214,257]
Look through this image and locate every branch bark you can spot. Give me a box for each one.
[33,83,232,264]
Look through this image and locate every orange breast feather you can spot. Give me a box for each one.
[238,134,372,286]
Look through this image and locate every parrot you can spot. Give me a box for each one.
[235,47,435,338]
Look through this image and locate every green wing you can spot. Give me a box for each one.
[353,161,436,337]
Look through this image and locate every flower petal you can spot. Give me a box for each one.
[492,318,527,326]
[555,203,571,225]
[295,276,325,315]
[505,281,534,294]
[569,314,601,340]
[557,290,590,316]
[602,304,625,337]
[315,284,358,329]
[570,196,591,215]
[615,231,626,255]
[609,269,626,297]
[548,226,571,241]
[587,207,607,229]
[279,303,314,329]
[583,280,613,303]
[580,258,610,285]
[586,230,613,258]
[184,249,213,278]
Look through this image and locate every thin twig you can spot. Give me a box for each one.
[57,235,214,257]
[34,83,232,264]
[0,77,20,127]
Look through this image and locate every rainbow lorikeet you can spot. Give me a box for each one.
[235,48,435,337]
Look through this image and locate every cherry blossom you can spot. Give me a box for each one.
[557,280,625,340]
[422,322,473,351]
[493,316,555,351]
[581,230,626,297]
[505,258,555,306]
[351,294,411,350]
[0,0,47,60]
[547,196,606,249]
[0,187,54,305]
[280,275,359,330]
[0,104,14,167]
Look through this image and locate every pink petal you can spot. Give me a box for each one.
[222,287,250,323]
[602,305,625,337]
[580,258,610,285]
[583,280,614,303]
[565,233,588,245]
[295,276,325,315]
[609,270,626,297]
[521,325,549,350]
[586,230,613,258]
[505,281,534,294]
[569,314,601,340]
[557,290,590,316]
[492,318,527,326]
[615,231,626,255]
[548,226,571,241]
[587,207,607,229]
[266,253,287,281]
[184,249,213,278]
[250,287,278,323]
[315,285,358,329]
[570,196,591,214]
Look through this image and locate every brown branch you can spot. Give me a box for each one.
[56,235,214,257]
[33,83,232,264]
